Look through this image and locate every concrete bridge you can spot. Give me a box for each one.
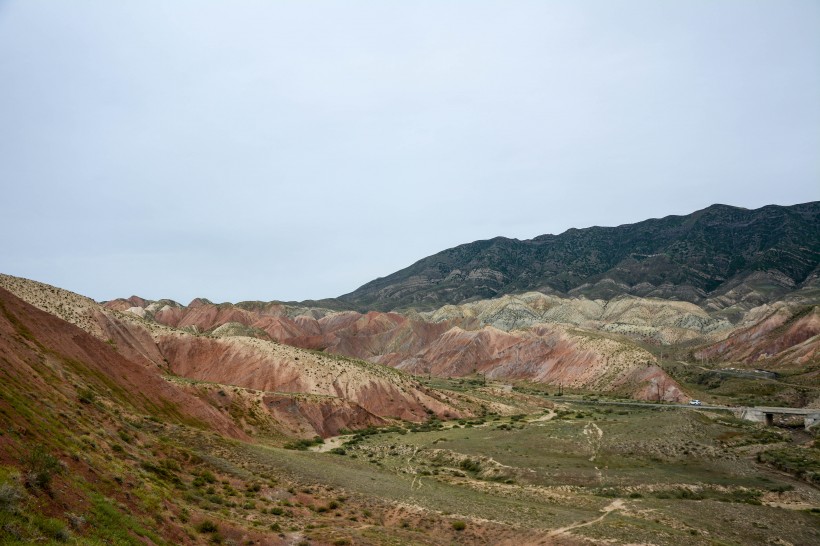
[735,406,820,430]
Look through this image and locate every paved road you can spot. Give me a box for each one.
[547,397,819,416]
[544,397,730,411]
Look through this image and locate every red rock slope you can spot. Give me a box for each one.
[0,286,244,439]
[0,275,467,435]
[107,294,688,402]
[697,303,820,369]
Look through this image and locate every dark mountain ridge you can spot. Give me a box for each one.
[338,202,820,314]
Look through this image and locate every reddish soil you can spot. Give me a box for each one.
[120,299,685,401]
[698,305,819,367]
[0,287,244,439]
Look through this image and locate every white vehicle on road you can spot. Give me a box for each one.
[689,399,703,406]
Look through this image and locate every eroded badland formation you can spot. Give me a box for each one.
[1,202,818,545]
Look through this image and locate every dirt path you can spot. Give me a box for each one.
[546,499,625,538]
[765,501,817,510]
[311,434,354,453]
[529,409,556,423]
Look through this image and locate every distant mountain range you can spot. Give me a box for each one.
[337,202,820,316]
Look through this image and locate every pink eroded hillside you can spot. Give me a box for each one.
[110,296,688,402]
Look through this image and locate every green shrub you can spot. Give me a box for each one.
[78,388,96,404]
[196,520,218,533]
[206,494,224,505]
[192,470,217,487]
[22,445,62,491]
[35,516,70,542]
[140,461,179,483]
[161,458,181,472]
[452,520,466,531]
[459,459,481,473]
[0,482,25,513]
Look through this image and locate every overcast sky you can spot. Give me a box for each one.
[1,1,818,304]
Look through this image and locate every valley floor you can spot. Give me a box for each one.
[2,389,820,545]
[140,403,820,544]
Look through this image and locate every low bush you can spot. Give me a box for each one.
[78,388,96,404]
[21,445,62,491]
[196,520,218,533]
[35,516,70,542]
[0,482,25,513]
[459,459,481,473]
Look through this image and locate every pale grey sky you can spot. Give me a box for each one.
[1,0,818,303]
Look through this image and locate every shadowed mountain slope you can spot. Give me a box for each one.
[338,202,820,315]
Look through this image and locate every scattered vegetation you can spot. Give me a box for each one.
[758,447,820,484]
